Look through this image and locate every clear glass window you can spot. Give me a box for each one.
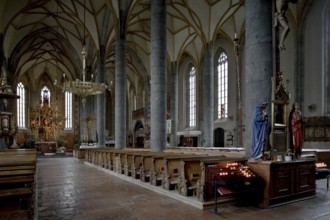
[189,66,196,127]
[217,51,228,119]
[17,82,25,128]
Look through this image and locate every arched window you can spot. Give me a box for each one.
[217,51,228,119]
[65,92,72,129]
[189,66,196,127]
[16,82,25,128]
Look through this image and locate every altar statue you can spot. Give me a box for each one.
[251,100,269,159]
[289,102,304,159]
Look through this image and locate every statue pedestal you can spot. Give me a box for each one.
[248,159,316,208]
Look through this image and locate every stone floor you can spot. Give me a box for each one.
[36,158,330,220]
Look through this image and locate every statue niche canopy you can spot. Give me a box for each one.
[271,71,289,158]
[30,87,64,142]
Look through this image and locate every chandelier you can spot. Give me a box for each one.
[54,0,106,105]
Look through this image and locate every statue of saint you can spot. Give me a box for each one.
[289,102,304,159]
[251,100,269,159]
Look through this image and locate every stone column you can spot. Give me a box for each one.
[115,31,127,149]
[96,45,106,147]
[80,96,94,143]
[170,61,178,146]
[150,0,167,152]
[202,43,214,148]
[245,0,272,157]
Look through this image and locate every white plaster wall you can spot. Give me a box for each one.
[213,36,237,146]
[303,0,328,149]
[303,0,324,117]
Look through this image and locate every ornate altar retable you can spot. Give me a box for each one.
[30,88,64,152]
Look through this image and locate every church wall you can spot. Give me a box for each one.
[213,35,237,146]
[177,56,201,145]
[303,0,324,117]
[303,0,329,149]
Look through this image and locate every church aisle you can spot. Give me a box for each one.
[36,158,330,220]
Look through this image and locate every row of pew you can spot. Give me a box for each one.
[0,149,37,220]
[83,147,246,202]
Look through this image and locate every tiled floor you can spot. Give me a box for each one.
[36,158,330,220]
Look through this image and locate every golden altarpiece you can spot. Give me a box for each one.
[29,88,65,152]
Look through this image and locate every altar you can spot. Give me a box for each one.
[35,141,57,153]
[247,159,316,208]
[29,87,64,146]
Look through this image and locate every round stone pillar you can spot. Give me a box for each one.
[203,44,214,148]
[170,61,178,146]
[115,36,127,149]
[245,0,272,157]
[150,0,167,152]
[96,45,106,147]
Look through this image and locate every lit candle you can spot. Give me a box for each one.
[234,33,237,39]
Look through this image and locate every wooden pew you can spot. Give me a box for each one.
[178,155,229,197]
[104,150,112,170]
[150,155,167,186]
[0,149,37,219]
[124,151,137,176]
[140,152,180,183]
[113,150,124,174]
[131,153,143,179]
[123,150,149,177]
[73,149,86,159]
[113,149,136,175]
[139,154,153,182]
[162,154,209,191]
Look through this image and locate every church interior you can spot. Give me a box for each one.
[1,0,330,219]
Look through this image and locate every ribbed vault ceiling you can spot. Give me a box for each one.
[0,0,246,87]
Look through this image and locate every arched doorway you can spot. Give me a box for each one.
[133,121,144,148]
[214,128,224,147]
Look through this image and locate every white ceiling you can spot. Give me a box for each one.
[0,0,303,91]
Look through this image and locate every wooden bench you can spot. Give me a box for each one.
[73,149,86,159]
[130,153,143,179]
[139,154,153,182]
[0,210,30,220]
[124,151,137,176]
[177,155,229,196]
[162,154,209,191]
[138,151,181,183]
[150,155,167,186]
[115,149,138,175]
[0,149,37,219]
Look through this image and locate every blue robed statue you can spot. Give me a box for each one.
[251,100,269,159]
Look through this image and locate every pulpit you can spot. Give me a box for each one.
[0,93,19,149]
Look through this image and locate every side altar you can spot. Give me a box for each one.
[247,159,316,208]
